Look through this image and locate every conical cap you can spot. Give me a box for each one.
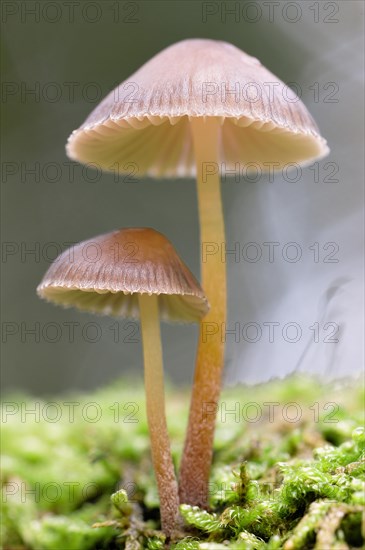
[67,39,329,177]
[37,228,209,323]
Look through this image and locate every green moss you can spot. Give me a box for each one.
[1,375,364,549]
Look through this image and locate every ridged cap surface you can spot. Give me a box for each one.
[37,228,209,323]
[67,39,329,177]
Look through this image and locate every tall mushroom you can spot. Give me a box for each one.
[37,227,209,536]
[66,39,329,506]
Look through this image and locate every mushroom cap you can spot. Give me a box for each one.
[67,38,329,177]
[37,228,209,323]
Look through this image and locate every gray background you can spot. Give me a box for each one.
[1,1,364,395]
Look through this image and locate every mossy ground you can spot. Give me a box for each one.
[1,375,364,549]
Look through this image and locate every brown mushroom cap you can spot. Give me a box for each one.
[37,228,209,323]
[67,38,329,177]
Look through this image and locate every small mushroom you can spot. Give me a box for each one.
[66,39,329,506]
[37,227,209,536]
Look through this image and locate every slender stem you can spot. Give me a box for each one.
[138,293,180,536]
[179,117,226,507]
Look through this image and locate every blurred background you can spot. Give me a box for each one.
[1,0,364,395]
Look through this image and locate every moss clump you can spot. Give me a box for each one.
[1,375,364,549]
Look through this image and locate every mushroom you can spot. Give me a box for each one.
[65,39,329,507]
[37,227,209,536]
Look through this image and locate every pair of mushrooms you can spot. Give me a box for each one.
[38,39,328,536]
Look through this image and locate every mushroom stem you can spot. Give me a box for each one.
[179,117,226,507]
[138,293,180,536]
